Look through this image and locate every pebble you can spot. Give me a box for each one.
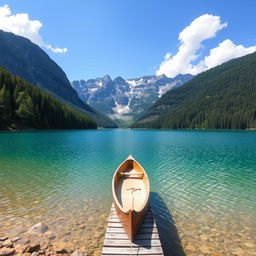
[52,241,67,253]
[199,246,211,254]
[11,237,21,242]
[200,235,208,241]
[185,244,196,252]
[244,242,254,248]
[2,240,13,248]
[71,249,87,256]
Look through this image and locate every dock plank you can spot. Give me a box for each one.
[101,203,163,255]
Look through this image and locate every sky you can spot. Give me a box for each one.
[0,0,256,81]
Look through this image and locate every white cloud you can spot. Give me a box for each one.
[157,14,256,77]
[0,4,67,53]
[198,39,256,70]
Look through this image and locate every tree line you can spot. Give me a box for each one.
[0,67,97,130]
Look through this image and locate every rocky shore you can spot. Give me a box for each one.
[0,223,91,256]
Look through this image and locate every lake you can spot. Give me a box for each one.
[0,130,255,255]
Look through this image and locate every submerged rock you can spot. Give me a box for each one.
[28,222,48,235]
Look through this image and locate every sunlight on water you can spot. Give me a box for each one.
[0,130,255,255]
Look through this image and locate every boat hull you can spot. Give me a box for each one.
[113,198,149,241]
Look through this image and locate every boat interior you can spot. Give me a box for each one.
[115,161,148,212]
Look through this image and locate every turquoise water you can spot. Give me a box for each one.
[0,130,256,255]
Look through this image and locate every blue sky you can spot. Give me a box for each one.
[0,0,256,81]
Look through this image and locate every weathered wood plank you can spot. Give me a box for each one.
[104,239,161,247]
[108,222,156,228]
[102,246,163,255]
[106,227,158,234]
[105,232,160,240]
[101,203,163,255]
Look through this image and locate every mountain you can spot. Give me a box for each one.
[72,73,193,125]
[0,30,116,128]
[0,67,96,130]
[132,52,256,129]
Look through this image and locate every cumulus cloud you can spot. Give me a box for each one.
[157,14,256,77]
[0,4,67,53]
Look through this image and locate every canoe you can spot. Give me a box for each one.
[112,155,150,241]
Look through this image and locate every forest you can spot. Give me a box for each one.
[0,67,97,130]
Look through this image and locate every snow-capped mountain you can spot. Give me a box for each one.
[72,73,193,122]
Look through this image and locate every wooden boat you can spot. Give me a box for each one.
[112,155,150,241]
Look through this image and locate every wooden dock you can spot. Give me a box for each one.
[101,203,164,255]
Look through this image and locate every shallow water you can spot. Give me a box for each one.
[0,130,255,255]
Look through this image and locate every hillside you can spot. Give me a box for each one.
[72,74,192,125]
[0,68,97,130]
[0,30,116,128]
[132,52,256,129]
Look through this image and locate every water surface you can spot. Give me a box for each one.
[0,130,255,255]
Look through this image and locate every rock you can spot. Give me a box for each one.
[0,238,8,242]
[244,242,254,248]
[31,252,38,256]
[71,249,87,256]
[22,253,31,256]
[0,248,15,256]
[23,244,40,253]
[53,241,67,253]
[199,246,211,254]
[28,222,48,235]
[185,244,196,252]
[14,244,23,254]
[65,242,74,253]
[2,240,13,248]
[40,245,49,251]
[11,237,21,242]
[211,253,222,256]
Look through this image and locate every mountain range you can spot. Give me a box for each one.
[132,52,256,129]
[72,73,193,125]
[0,30,116,128]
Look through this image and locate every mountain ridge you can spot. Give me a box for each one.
[72,73,193,125]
